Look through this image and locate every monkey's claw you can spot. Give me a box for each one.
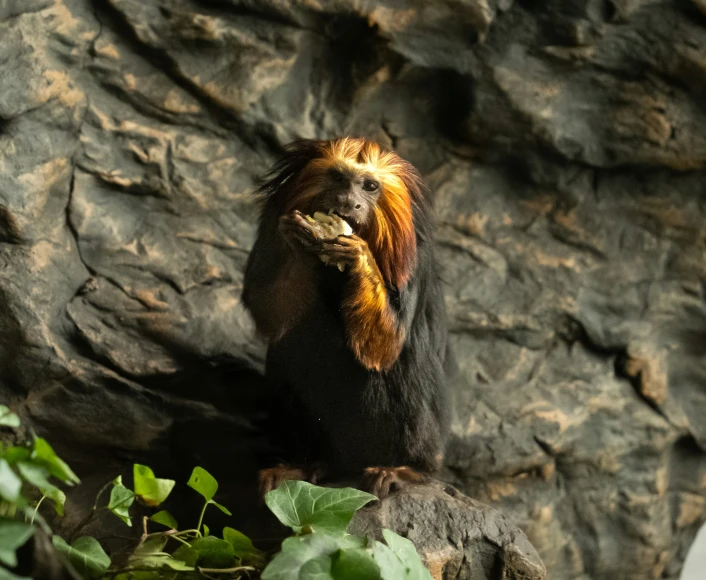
[258,462,327,497]
[361,466,429,499]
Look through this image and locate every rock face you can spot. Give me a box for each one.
[349,482,547,580]
[1,1,705,579]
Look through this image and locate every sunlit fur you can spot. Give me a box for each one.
[282,137,423,289]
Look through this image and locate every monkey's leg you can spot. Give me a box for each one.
[258,462,327,496]
[360,466,430,499]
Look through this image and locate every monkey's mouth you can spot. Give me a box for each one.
[329,209,358,233]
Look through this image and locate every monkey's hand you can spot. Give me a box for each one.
[318,234,370,269]
[278,210,326,253]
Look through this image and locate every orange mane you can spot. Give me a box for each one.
[299,137,422,289]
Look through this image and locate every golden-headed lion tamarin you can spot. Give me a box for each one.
[242,137,453,498]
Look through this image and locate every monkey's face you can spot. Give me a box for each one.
[274,137,420,287]
[315,165,381,231]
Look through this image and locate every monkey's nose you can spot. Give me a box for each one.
[336,194,357,212]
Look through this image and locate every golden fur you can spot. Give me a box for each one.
[286,137,421,289]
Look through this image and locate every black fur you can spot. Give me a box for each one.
[242,140,453,481]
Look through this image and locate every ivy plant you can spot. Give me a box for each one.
[0,405,433,579]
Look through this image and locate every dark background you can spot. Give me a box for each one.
[1,0,705,578]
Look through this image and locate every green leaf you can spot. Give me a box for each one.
[187,466,218,501]
[131,554,194,571]
[132,464,174,507]
[261,534,340,580]
[0,460,22,502]
[203,524,209,537]
[331,549,381,580]
[172,536,235,568]
[149,510,178,530]
[114,574,160,580]
[31,438,79,485]
[0,519,34,567]
[2,447,30,465]
[372,542,406,580]
[380,530,431,580]
[131,536,168,558]
[127,536,194,571]
[335,535,367,550]
[16,462,52,490]
[108,483,135,526]
[0,406,20,429]
[223,527,266,566]
[265,481,376,536]
[52,536,110,579]
[209,499,232,516]
[0,568,31,580]
[43,487,66,516]
[300,555,335,580]
[15,462,65,516]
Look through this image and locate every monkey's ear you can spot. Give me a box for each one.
[255,139,325,200]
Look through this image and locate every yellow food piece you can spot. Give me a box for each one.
[304,212,353,271]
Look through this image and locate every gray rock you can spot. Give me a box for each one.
[1,0,705,578]
[349,481,546,580]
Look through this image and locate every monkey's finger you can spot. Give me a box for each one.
[319,249,357,263]
[335,234,365,246]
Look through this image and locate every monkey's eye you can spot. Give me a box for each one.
[362,179,379,192]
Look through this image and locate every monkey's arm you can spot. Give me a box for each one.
[320,236,417,372]
[242,213,319,342]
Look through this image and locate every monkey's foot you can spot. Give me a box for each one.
[361,466,430,499]
[258,463,326,496]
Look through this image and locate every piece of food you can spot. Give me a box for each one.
[305,211,353,271]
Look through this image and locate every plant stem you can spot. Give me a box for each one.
[30,494,46,525]
[168,534,191,547]
[195,500,209,535]
[197,566,256,574]
[68,478,115,542]
[92,480,114,510]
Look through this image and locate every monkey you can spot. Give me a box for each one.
[241,137,453,499]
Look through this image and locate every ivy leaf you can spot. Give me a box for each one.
[265,481,376,536]
[0,406,20,429]
[0,568,31,580]
[0,519,35,568]
[172,537,235,568]
[135,555,195,571]
[132,536,167,558]
[261,534,341,580]
[299,555,335,580]
[149,510,178,530]
[223,527,266,566]
[203,524,210,537]
[187,466,218,501]
[372,542,405,580]
[52,536,110,579]
[108,482,135,526]
[379,530,431,580]
[0,460,22,502]
[133,464,174,507]
[31,438,79,485]
[335,535,367,550]
[209,499,232,516]
[43,487,66,517]
[128,536,194,571]
[2,447,30,465]
[15,462,65,516]
[331,548,381,580]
